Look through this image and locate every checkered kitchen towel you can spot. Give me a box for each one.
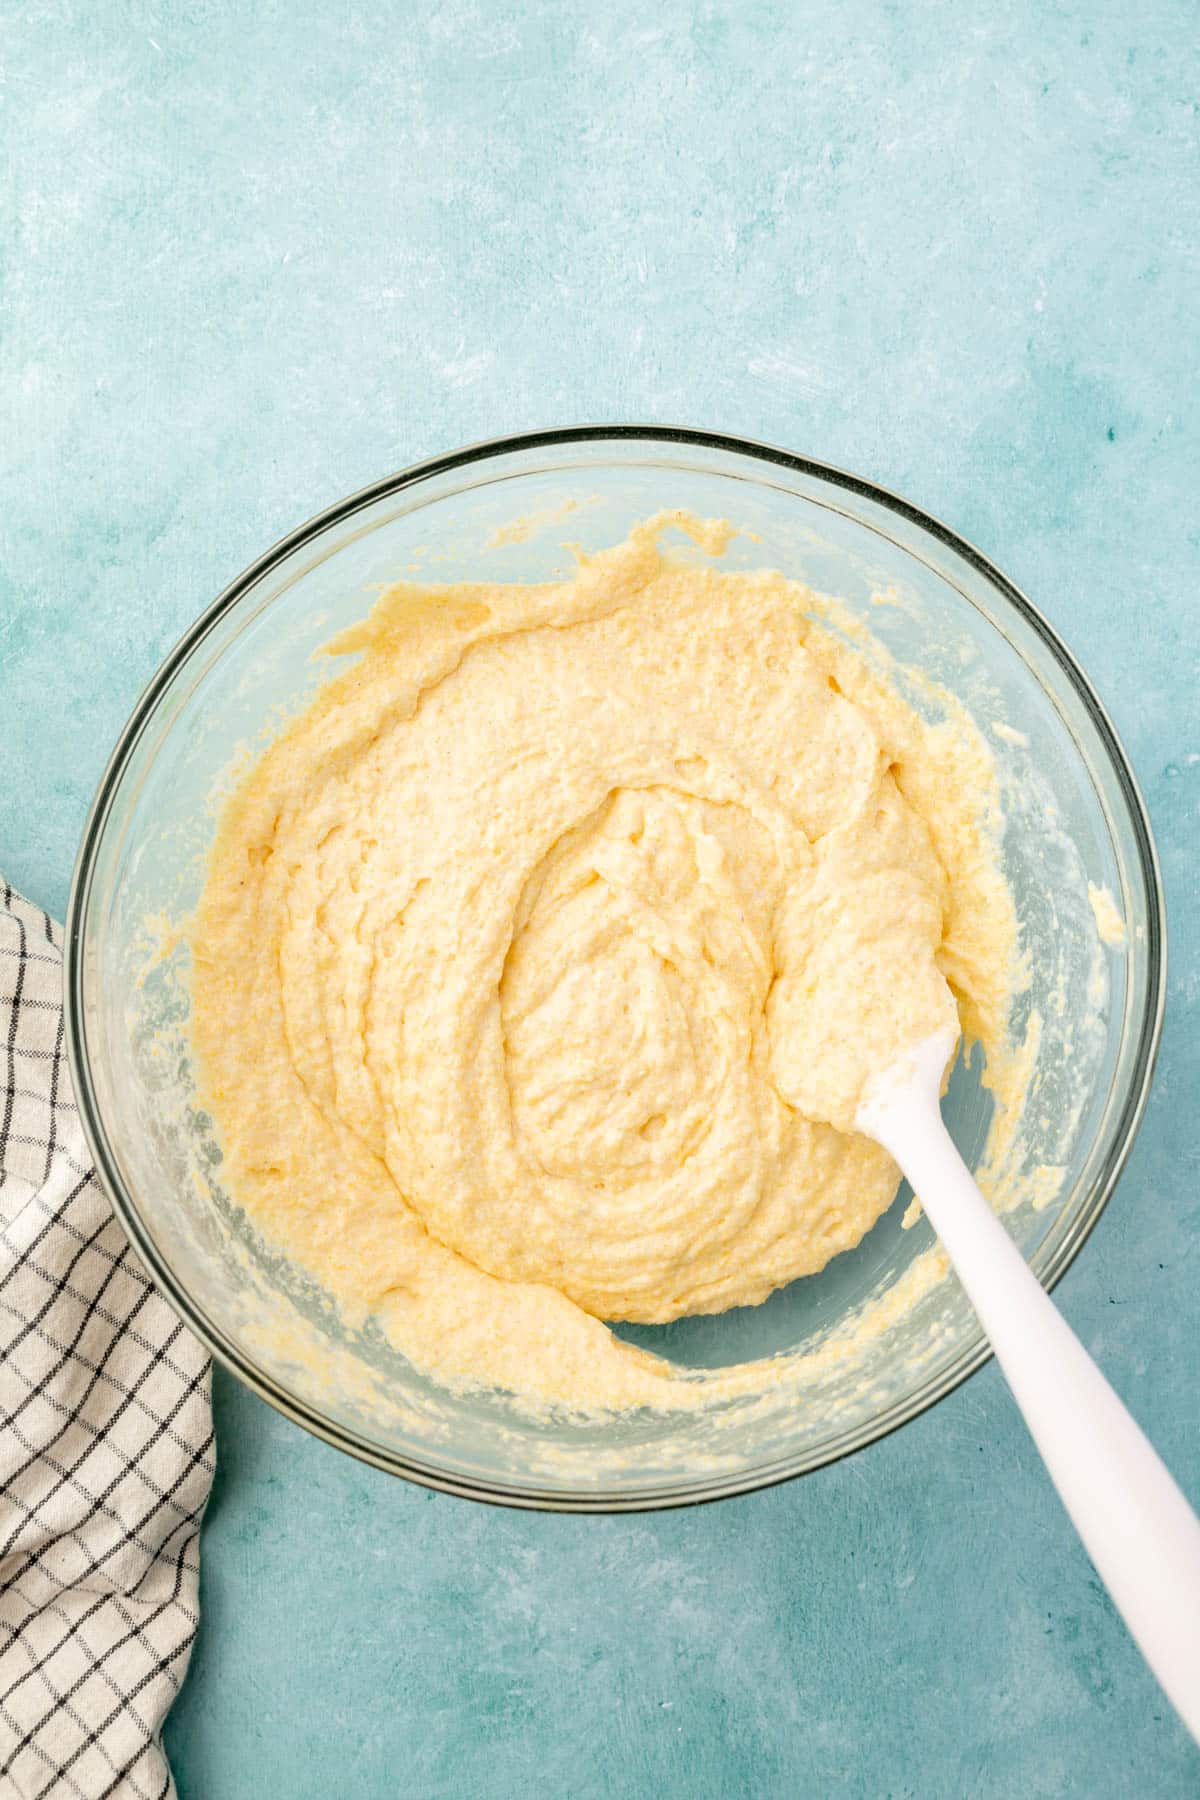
[1,882,214,1799]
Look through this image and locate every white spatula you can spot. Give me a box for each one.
[856,1027,1200,1743]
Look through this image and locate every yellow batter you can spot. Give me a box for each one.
[190,514,1017,1411]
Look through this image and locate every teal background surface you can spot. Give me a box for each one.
[3,3,1198,1795]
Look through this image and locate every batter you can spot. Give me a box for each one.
[190,514,1018,1411]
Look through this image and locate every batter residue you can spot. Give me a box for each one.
[191,514,1018,1410]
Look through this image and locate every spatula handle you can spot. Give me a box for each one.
[863,1048,1200,1745]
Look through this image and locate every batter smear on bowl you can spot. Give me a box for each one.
[190,513,1020,1411]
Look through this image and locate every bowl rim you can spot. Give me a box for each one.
[64,423,1168,1512]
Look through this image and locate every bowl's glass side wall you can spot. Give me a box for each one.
[72,439,1157,1501]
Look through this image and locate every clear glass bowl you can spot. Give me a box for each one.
[65,427,1165,1511]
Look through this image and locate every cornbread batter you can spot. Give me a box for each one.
[191,515,1017,1410]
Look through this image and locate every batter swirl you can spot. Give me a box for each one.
[191,514,1014,1410]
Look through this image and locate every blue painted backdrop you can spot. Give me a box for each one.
[3,3,1198,1795]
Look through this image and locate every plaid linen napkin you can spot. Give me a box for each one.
[0,881,214,1799]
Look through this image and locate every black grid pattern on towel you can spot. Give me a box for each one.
[1,883,214,1800]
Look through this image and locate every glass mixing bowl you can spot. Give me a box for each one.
[65,427,1165,1510]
